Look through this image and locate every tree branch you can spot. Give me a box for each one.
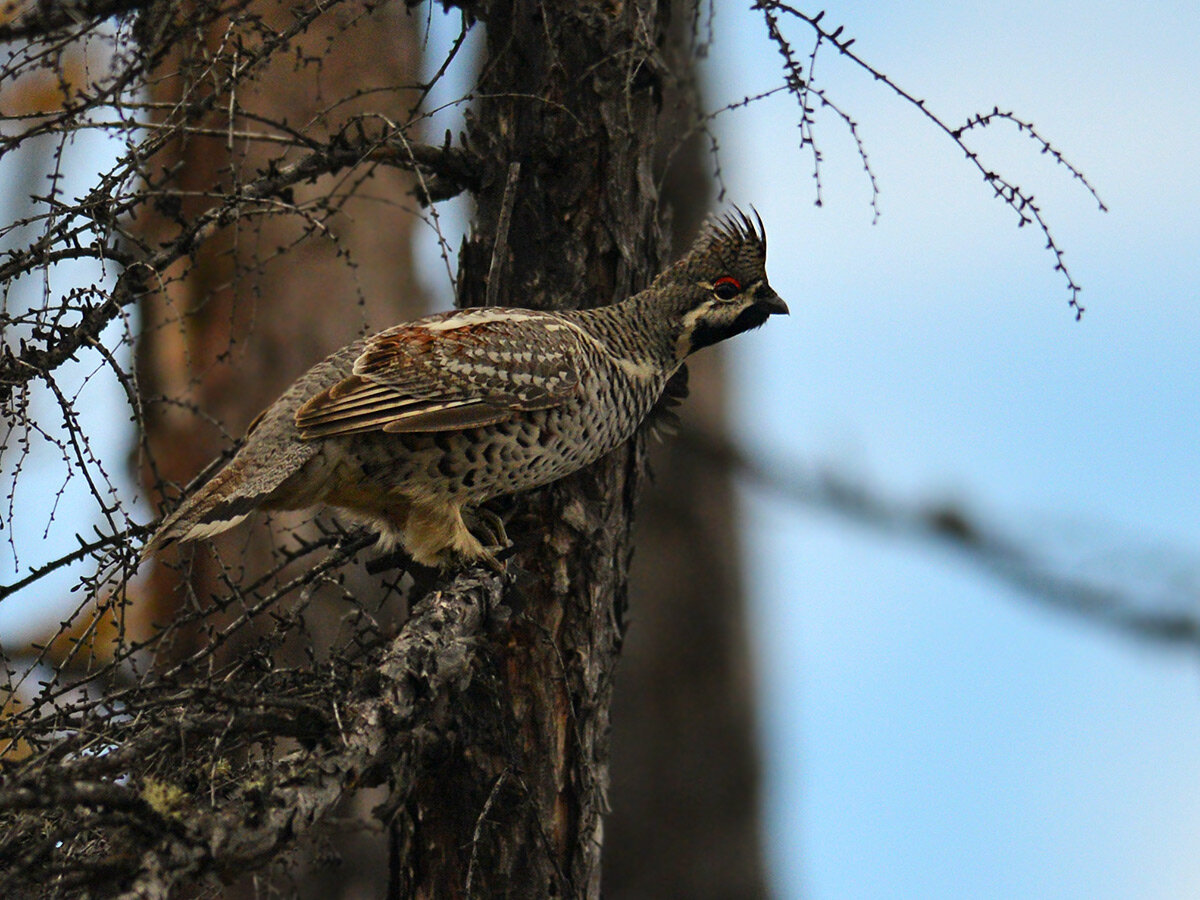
[0,567,504,896]
[680,425,1200,649]
[755,0,1106,317]
[0,128,478,407]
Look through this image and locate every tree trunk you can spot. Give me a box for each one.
[388,2,679,895]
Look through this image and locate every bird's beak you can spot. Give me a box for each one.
[755,286,789,316]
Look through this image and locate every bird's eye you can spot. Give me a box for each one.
[713,276,741,300]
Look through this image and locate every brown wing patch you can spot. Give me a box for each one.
[294,310,584,440]
[297,393,511,438]
[295,375,493,439]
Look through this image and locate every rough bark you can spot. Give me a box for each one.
[385,3,680,895]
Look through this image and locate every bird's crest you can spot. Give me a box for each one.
[653,207,768,289]
[689,207,766,259]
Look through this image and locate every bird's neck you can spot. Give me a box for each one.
[568,289,690,371]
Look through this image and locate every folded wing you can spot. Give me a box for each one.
[295,309,584,439]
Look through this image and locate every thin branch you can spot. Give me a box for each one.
[679,425,1200,649]
[755,1,1106,317]
[485,161,521,307]
[0,526,142,603]
[0,128,479,405]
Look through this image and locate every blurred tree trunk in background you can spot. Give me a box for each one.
[131,3,427,896]
[133,3,426,653]
[611,352,769,899]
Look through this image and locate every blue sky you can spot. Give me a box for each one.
[3,3,1198,898]
[707,3,1200,898]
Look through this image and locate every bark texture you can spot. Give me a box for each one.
[388,3,680,895]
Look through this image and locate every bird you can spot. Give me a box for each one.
[141,210,788,568]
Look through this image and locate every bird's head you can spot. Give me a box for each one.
[652,209,789,359]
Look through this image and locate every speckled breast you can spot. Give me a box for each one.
[328,358,665,505]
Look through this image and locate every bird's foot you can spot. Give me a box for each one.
[472,508,510,550]
[466,508,513,573]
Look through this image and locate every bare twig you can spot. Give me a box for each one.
[754,1,1105,316]
[679,425,1200,649]
[485,161,521,308]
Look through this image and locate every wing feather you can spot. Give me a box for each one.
[295,309,584,440]
[380,401,513,433]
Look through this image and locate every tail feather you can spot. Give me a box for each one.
[141,463,265,560]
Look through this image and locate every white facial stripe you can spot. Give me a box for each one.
[675,300,719,359]
[679,301,712,332]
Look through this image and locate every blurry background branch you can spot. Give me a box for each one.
[681,424,1200,650]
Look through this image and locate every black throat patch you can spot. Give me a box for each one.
[686,304,772,354]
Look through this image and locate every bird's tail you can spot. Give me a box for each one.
[140,460,264,560]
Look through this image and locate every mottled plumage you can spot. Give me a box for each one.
[143,211,787,567]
